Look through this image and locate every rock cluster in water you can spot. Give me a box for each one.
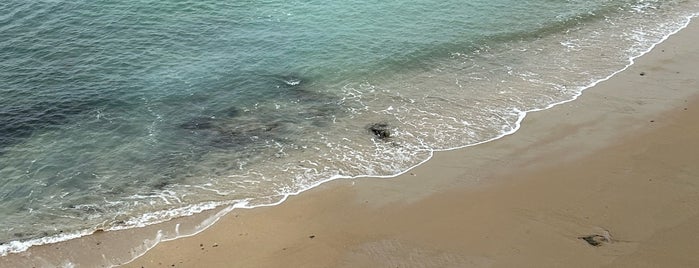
[367,123,391,140]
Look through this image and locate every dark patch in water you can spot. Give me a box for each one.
[210,120,288,149]
[272,75,343,122]
[221,106,241,117]
[179,116,216,130]
[0,98,100,151]
[299,101,338,117]
[74,205,104,214]
[179,116,273,149]
[173,73,344,157]
[367,122,392,140]
[153,181,169,190]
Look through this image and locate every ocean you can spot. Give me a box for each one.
[1,0,698,262]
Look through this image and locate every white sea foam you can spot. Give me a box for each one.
[0,230,92,257]
[109,201,226,230]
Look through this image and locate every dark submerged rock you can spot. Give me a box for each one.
[368,123,391,140]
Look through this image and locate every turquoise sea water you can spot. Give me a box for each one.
[1,0,698,257]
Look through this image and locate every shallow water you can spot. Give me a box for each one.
[1,0,698,257]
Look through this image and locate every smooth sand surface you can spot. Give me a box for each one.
[121,20,699,268]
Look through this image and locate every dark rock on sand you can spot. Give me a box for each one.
[368,123,391,140]
[579,234,609,246]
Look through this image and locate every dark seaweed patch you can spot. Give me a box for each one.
[175,73,344,153]
[178,115,278,149]
[0,98,99,150]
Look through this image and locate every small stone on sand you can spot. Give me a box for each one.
[579,235,609,246]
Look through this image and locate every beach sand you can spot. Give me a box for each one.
[3,17,698,268]
[120,19,699,268]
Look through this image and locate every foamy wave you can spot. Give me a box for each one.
[0,230,92,257]
[109,201,228,230]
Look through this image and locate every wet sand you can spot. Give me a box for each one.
[119,19,699,268]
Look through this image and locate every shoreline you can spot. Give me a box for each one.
[2,14,698,268]
[122,18,699,267]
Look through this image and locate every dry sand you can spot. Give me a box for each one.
[121,19,699,268]
[3,17,698,268]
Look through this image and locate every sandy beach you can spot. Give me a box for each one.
[117,19,699,268]
[2,15,698,268]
